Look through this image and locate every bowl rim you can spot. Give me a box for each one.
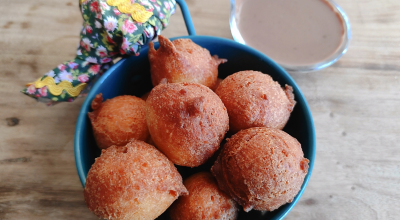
[74,35,316,220]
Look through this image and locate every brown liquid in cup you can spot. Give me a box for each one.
[236,0,344,66]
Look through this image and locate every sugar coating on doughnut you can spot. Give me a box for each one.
[169,172,238,220]
[211,127,309,212]
[88,94,149,149]
[215,70,296,133]
[148,35,227,89]
[84,140,188,220]
[146,82,229,167]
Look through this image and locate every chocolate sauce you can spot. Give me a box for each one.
[235,0,345,66]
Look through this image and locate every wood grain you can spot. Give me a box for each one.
[1,0,399,219]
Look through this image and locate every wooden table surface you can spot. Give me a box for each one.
[1,0,399,219]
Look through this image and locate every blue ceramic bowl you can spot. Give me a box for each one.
[74,0,315,219]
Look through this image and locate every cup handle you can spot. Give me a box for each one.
[175,0,196,36]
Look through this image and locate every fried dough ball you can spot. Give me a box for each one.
[148,35,227,89]
[88,94,149,149]
[145,134,155,146]
[215,70,296,134]
[141,92,151,101]
[84,140,188,220]
[146,82,229,167]
[211,127,309,212]
[169,172,238,220]
[212,78,224,92]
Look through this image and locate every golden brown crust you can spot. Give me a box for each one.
[148,35,227,89]
[215,70,296,133]
[88,94,149,149]
[211,127,309,212]
[169,172,238,220]
[146,82,229,167]
[84,140,188,220]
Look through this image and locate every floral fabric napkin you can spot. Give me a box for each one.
[22,0,176,105]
